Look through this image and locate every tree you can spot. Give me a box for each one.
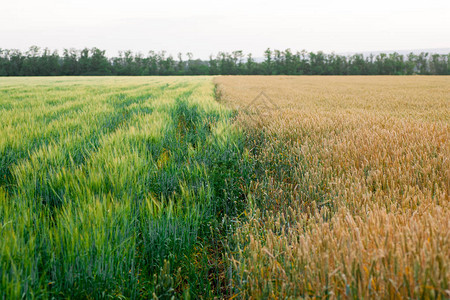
[0,46,448,76]
[89,48,111,75]
[263,48,273,75]
[62,48,79,75]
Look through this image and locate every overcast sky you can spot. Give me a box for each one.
[1,0,449,59]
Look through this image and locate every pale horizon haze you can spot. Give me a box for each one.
[1,0,449,59]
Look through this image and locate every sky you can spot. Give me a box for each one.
[1,0,449,59]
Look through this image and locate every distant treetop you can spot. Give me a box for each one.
[0,46,448,76]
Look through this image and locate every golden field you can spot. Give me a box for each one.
[215,76,450,299]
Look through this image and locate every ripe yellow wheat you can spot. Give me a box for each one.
[216,76,450,299]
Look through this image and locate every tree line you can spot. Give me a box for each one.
[1,46,449,76]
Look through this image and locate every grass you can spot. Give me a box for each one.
[0,77,253,298]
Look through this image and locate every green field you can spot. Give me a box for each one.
[0,77,253,298]
[1,76,448,299]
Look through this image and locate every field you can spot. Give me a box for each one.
[215,76,450,299]
[0,76,449,298]
[0,77,253,298]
